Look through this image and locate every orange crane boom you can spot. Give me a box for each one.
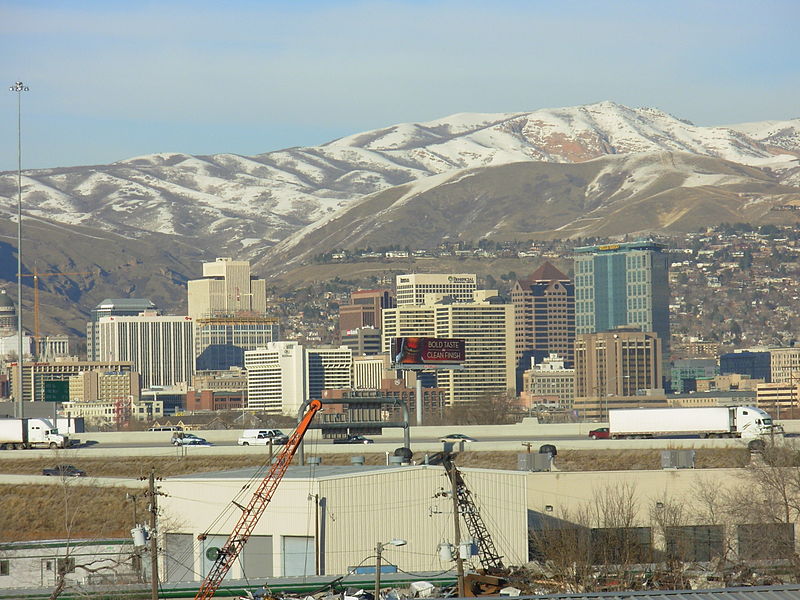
[194,399,323,600]
[16,269,91,350]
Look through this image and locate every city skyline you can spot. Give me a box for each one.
[2,0,799,171]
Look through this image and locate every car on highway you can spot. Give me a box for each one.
[42,464,86,477]
[588,427,610,440]
[171,433,212,446]
[332,434,374,445]
[439,433,478,443]
[238,429,289,446]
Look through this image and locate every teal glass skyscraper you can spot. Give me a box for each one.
[574,241,670,370]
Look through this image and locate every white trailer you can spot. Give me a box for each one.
[608,406,776,440]
[0,418,69,449]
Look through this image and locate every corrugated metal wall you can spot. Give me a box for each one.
[319,466,528,575]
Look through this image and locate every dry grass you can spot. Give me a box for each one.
[0,448,751,542]
[0,447,751,477]
[0,484,142,542]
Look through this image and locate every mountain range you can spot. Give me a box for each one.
[0,100,799,334]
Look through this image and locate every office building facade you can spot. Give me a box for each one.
[768,347,800,385]
[521,353,575,410]
[340,327,383,356]
[720,351,772,383]
[575,328,662,397]
[11,360,134,404]
[97,314,195,389]
[86,298,157,361]
[512,262,575,366]
[338,289,395,334]
[187,258,267,321]
[395,273,477,306]
[67,370,140,403]
[574,241,670,370]
[574,328,663,419]
[382,289,515,405]
[194,316,280,370]
[244,343,353,416]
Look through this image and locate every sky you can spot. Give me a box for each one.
[1,0,799,172]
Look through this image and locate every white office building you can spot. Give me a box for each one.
[245,342,306,415]
[97,313,195,389]
[244,343,353,416]
[187,258,267,321]
[395,273,477,306]
[382,289,515,405]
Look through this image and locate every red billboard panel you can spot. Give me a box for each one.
[392,337,465,367]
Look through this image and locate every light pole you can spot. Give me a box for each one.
[374,538,406,600]
[10,81,29,419]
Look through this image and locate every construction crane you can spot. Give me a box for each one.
[16,269,91,352]
[442,453,504,571]
[194,398,323,600]
[441,453,509,597]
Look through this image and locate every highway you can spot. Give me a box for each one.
[2,415,796,459]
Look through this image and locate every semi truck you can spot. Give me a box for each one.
[608,406,776,440]
[0,418,69,449]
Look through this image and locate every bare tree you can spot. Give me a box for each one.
[530,483,646,593]
[446,392,519,425]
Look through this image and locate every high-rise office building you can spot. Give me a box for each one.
[245,342,305,415]
[244,342,353,415]
[97,313,195,389]
[187,258,267,320]
[340,327,383,356]
[574,241,670,371]
[395,274,477,306]
[573,328,664,419]
[187,258,274,370]
[339,289,395,334]
[512,262,575,367]
[720,350,772,382]
[521,353,575,410]
[382,289,515,405]
[767,347,800,385]
[307,346,353,402]
[194,316,280,371]
[86,298,157,361]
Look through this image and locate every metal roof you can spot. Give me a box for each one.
[173,463,409,481]
[520,585,800,600]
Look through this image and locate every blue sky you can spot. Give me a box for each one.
[1,0,798,171]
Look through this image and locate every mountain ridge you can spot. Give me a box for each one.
[2,101,798,264]
[0,101,799,336]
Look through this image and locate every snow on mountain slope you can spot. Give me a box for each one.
[1,101,798,260]
[726,118,800,153]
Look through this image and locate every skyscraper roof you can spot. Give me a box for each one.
[520,262,569,285]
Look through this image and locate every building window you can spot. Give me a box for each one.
[738,523,794,560]
[57,557,76,574]
[590,527,652,564]
[665,525,723,562]
[0,560,9,576]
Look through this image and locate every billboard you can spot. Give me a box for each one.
[392,337,465,368]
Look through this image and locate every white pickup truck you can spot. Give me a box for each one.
[237,429,289,446]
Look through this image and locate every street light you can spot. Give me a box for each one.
[9,81,29,419]
[375,538,406,600]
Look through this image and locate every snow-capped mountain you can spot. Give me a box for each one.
[1,101,798,266]
[263,150,800,269]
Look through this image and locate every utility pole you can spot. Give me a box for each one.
[146,469,160,600]
[447,460,466,597]
[10,81,29,419]
[127,493,143,583]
